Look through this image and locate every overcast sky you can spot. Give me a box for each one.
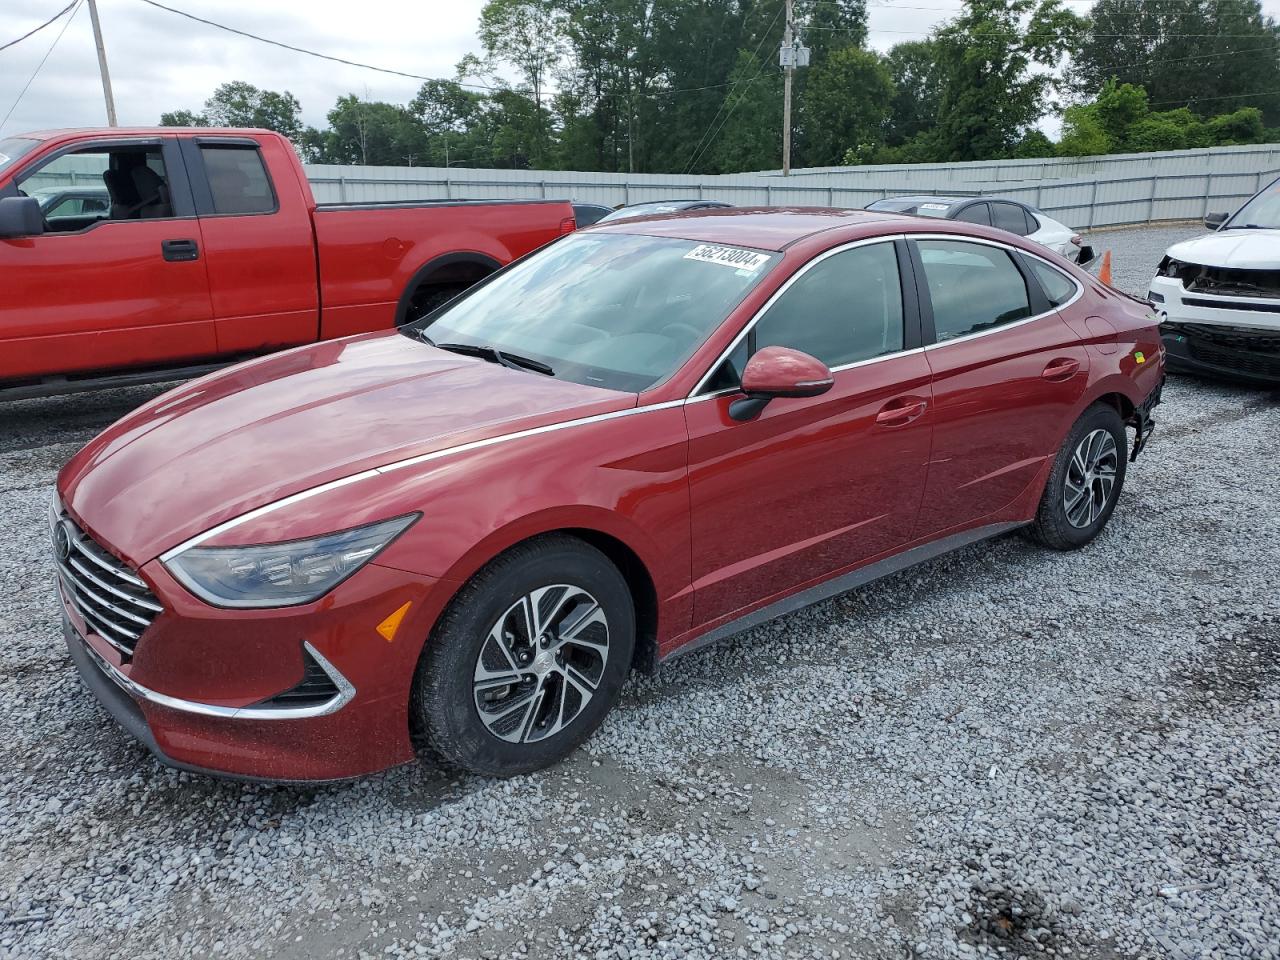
[3,0,1278,142]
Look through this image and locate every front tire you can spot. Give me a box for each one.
[411,535,635,777]
[1025,403,1128,551]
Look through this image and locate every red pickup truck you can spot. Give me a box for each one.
[0,128,575,399]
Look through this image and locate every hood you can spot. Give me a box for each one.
[1166,229,1280,270]
[59,333,631,565]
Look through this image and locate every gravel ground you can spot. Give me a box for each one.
[2,225,1278,960]
[1086,221,1206,297]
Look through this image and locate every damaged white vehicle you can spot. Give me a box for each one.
[1149,179,1280,385]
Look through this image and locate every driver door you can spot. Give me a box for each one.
[684,239,934,631]
[1,138,214,384]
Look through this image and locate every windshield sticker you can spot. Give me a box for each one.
[919,202,949,211]
[683,244,771,272]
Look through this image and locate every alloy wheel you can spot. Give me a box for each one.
[1063,428,1119,529]
[472,584,610,744]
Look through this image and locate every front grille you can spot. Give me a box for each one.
[1177,323,1280,353]
[54,516,162,660]
[1188,340,1280,379]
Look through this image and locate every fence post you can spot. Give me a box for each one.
[338,176,347,202]
[1088,179,1098,230]
[444,176,452,200]
[828,186,834,206]
[539,180,546,198]
[766,183,773,205]
[1148,175,1156,223]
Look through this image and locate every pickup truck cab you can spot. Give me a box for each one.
[0,128,575,399]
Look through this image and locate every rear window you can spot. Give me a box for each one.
[1028,259,1078,307]
[201,145,275,215]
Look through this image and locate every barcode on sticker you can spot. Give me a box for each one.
[683,244,771,272]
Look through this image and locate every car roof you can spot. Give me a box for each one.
[19,127,274,143]
[589,206,907,251]
[870,195,973,207]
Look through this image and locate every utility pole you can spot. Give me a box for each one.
[86,0,118,127]
[782,0,793,176]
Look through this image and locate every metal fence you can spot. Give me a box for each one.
[305,143,1280,230]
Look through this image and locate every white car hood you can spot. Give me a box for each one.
[1166,229,1280,270]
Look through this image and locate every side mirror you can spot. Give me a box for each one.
[1203,211,1228,231]
[0,196,43,239]
[729,346,834,421]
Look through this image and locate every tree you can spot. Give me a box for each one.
[477,0,566,160]
[160,82,303,141]
[708,50,783,173]
[800,47,894,167]
[315,96,430,166]
[1077,0,1280,125]
[926,0,1085,161]
[882,41,943,147]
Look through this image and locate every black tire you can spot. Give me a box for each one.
[411,535,635,777]
[1025,402,1128,551]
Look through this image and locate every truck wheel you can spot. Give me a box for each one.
[411,535,635,777]
[1025,403,1128,551]
[403,283,468,324]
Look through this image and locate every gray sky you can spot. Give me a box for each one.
[4,0,1277,141]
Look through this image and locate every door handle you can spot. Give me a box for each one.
[161,238,199,262]
[875,398,928,427]
[1041,358,1080,381]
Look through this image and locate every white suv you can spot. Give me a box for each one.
[1149,179,1280,386]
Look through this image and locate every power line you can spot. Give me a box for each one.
[1,0,83,133]
[135,0,522,96]
[683,1,787,173]
[0,0,78,53]
[1151,87,1280,106]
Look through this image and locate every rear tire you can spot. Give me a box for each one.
[1025,403,1128,551]
[411,535,634,777]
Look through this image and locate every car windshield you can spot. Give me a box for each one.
[405,232,778,392]
[598,201,698,224]
[1225,177,1280,229]
[0,137,38,176]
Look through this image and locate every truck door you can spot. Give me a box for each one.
[179,137,319,354]
[0,137,216,385]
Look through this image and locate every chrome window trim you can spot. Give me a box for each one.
[910,234,1084,351]
[73,626,355,720]
[687,235,910,398]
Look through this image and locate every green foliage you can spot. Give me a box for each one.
[1077,0,1280,126]
[158,0,1280,174]
[800,47,894,167]
[161,82,303,140]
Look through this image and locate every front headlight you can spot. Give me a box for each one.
[164,515,419,608]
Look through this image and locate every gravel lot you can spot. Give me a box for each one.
[2,224,1278,960]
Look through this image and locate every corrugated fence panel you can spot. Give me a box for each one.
[300,145,1280,230]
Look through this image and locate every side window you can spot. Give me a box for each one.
[1028,258,1078,307]
[991,202,1031,236]
[754,243,904,368]
[917,240,1032,342]
[953,203,990,226]
[1023,208,1040,234]
[702,243,905,392]
[200,145,276,215]
[17,145,171,230]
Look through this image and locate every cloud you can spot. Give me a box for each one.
[0,0,486,135]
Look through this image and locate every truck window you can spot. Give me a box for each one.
[17,144,173,230]
[200,145,276,215]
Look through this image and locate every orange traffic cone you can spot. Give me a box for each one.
[1099,250,1113,286]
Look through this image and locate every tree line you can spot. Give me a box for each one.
[160,0,1280,172]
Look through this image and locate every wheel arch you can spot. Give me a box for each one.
[429,513,668,677]
[394,251,504,326]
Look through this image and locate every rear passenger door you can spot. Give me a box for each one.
[909,237,1089,540]
[180,137,319,354]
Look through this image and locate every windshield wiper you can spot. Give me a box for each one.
[427,338,555,376]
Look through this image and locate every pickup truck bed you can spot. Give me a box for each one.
[0,127,575,399]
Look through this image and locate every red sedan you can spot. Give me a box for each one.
[54,208,1164,781]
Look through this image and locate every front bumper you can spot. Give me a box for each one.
[1149,275,1280,385]
[59,555,447,782]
